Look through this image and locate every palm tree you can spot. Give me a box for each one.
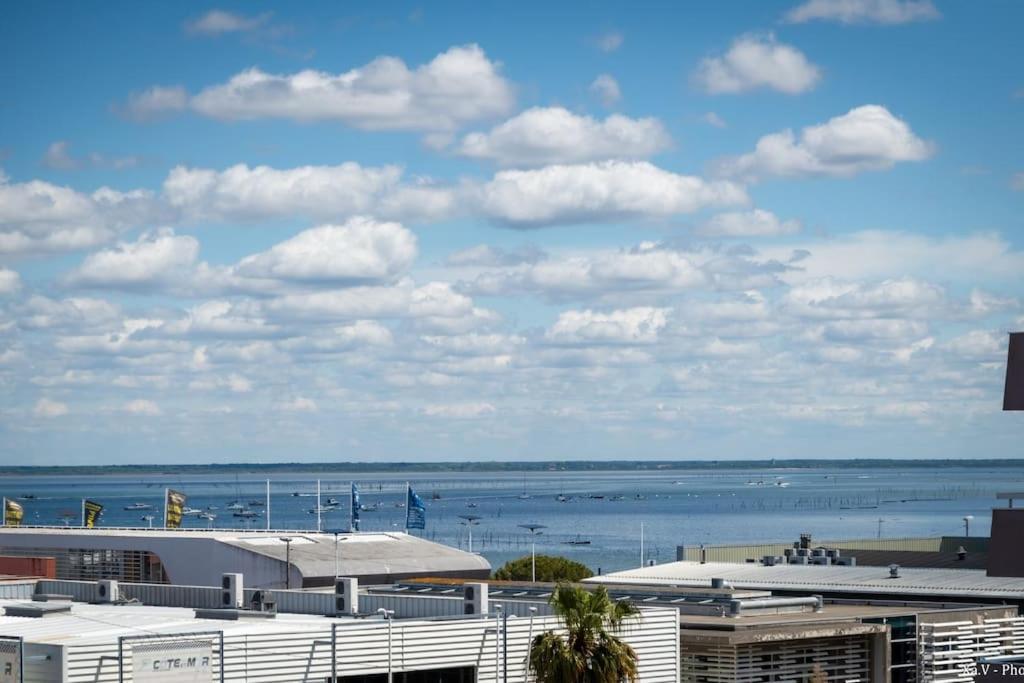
[528,584,639,683]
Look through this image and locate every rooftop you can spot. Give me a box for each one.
[587,560,1024,601]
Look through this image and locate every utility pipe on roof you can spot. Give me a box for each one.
[727,595,823,617]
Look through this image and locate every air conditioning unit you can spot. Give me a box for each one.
[221,573,243,609]
[97,579,119,603]
[463,582,488,615]
[334,577,358,616]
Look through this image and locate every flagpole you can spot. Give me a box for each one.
[1,497,5,527]
[266,479,271,531]
[350,481,354,532]
[317,479,322,532]
[81,498,86,528]
[405,482,410,532]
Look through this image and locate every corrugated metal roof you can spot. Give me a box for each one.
[587,561,1024,599]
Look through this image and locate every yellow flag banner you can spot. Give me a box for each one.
[83,499,103,528]
[165,489,186,529]
[4,498,24,527]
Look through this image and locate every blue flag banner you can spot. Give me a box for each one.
[406,484,426,530]
[351,482,361,532]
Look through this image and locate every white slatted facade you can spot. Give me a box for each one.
[680,635,872,683]
[60,607,679,682]
[919,617,1024,683]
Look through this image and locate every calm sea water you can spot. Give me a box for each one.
[2,466,1020,575]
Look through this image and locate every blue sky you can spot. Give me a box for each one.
[0,0,1021,464]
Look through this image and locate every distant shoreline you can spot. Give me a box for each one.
[2,458,1022,476]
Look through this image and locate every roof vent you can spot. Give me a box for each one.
[4,602,72,618]
[957,546,967,561]
[888,564,900,579]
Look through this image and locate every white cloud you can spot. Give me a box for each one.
[785,0,940,24]
[422,402,496,418]
[703,112,727,128]
[119,86,189,122]
[33,398,69,418]
[143,45,515,131]
[785,277,946,319]
[945,329,1005,361]
[41,141,140,171]
[698,209,801,237]
[236,218,416,284]
[0,173,156,254]
[546,307,669,345]
[42,141,78,170]
[15,296,121,331]
[717,105,934,180]
[446,244,545,268]
[262,280,481,328]
[761,231,1024,285]
[694,34,821,95]
[163,163,454,224]
[0,268,21,295]
[479,161,748,227]
[823,318,928,341]
[123,399,162,416]
[589,74,621,107]
[1011,172,1024,192]
[67,228,199,289]
[457,107,669,167]
[185,9,271,35]
[278,397,318,413]
[595,31,623,53]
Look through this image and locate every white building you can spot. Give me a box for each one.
[0,527,490,588]
[0,578,681,683]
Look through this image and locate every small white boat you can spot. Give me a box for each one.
[124,502,152,511]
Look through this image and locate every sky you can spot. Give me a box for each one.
[0,0,1022,465]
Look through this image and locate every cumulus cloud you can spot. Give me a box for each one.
[784,0,940,24]
[129,45,514,131]
[694,34,821,95]
[122,399,162,416]
[704,112,727,128]
[118,86,189,122]
[163,163,455,224]
[66,228,199,289]
[478,161,748,227]
[278,397,318,412]
[185,9,271,35]
[236,218,416,284]
[262,280,479,325]
[33,398,69,418]
[589,74,621,107]
[717,105,934,181]
[0,173,157,254]
[446,244,545,268]
[785,277,946,319]
[0,268,21,295]
[41,141,140,171]
[457,107,669,167]
[595,31,623,53]
[42,141,78,170]
[422,402,496,418]
[698,209,801,237]
[760,231,1024,285]
[546,307,669,345]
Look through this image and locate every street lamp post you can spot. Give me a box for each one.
[279,537,293,589]
[963,515,974,537]
[377,608,395,683]
[458,514,481,553]
[518,523,546,582]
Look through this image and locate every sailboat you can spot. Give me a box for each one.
[517,474,530,500]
